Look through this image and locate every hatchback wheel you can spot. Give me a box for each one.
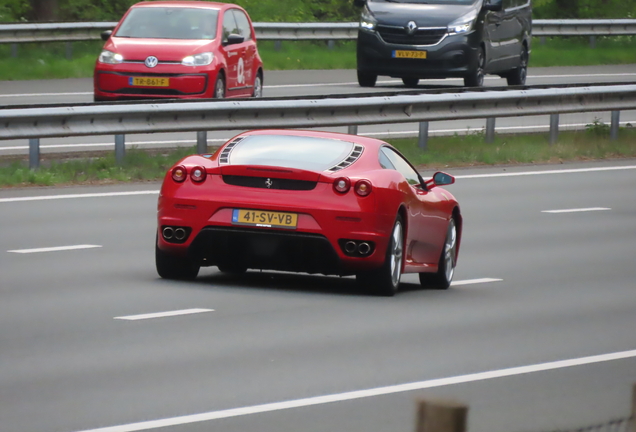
[419,218,457,289]
[464,47,485,87]
[214,73,226,99]
[252,72,263,98]
[357,70,377,87]
[357,216,403,296]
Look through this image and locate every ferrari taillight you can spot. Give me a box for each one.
[172,165,187,183]
[355,180,373,197]
[190,166,207,183]
[333,177,351,194]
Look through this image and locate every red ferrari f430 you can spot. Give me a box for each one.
[156,130,462,296]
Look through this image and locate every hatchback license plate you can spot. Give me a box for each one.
[232,209,298,229]
[129,77,170,87]
[393,50,427,59]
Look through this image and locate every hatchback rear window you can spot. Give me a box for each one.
[228,135,356,172]
[116,7,219,40]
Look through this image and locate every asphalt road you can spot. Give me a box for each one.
[1,65,636,156]
[1,160,635,432]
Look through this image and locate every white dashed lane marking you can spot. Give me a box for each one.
[542,207,611,214]
[8,244,102,254]
[114,308,214,321]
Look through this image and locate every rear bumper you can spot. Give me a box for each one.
[357,30,480,79]
[156,177,395,275]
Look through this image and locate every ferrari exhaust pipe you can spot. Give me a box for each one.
[358,242,371,256]
[345,241,357,254]
[174,228,187,241]
[162,227,174,240]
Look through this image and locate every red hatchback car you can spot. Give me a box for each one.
[94,1,263,101]
[156,130,462,296]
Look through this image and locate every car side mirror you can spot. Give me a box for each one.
[353,0,366,7]
[483,0,503,12]
[101,30,113,41]
[224,33,244,46]
[424,171,455,189]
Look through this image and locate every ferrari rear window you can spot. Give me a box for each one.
[228,135,356,172]
[116,7,219,40]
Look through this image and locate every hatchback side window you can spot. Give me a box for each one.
[222,10,240,42]
[232,9,252,41]
[380,147,421,186]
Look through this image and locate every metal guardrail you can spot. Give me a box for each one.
[1,85,635,168]
[1,19,635,44]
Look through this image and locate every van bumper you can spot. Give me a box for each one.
[357,30,481,79]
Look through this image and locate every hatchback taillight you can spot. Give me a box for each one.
[172,165,187,183]
[355,180,372,197]
[190,166,206,183]
[333,177,351,194]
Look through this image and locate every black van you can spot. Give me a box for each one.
[353,0,532,87]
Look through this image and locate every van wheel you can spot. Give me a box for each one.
[402,77,419,88]
[357,71,377,87]
[506,46,528,86]
[464,47,485,87]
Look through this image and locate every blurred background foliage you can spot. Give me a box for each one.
[1,0,634,22]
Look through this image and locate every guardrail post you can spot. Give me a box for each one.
[65,41,73,60]
[415,399,468,432]
[485,118,496,143]
[348,125,358,135]
[418,121,429,151]
[29,138,40,170]
[549,114,560,145]
[327,40,335,50]
[11,43,18,57]
[115,134,125,165]
[589,36,596,49]
[540,36,546,45]
[197,131,208,154]
[610,110,620,141]
[274,40,282,51]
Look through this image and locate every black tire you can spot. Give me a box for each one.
[402,77,419,88]
[464,47,485,87]
[419,218,457,290]
[357,215,404,296]
[217,263,247,275]
[357,70,377,87]
[214,73,226,99]
[506,45,528,86]
[156,242,199,280]
[252,71,263,98]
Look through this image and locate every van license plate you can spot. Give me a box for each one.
[393,50,427,59]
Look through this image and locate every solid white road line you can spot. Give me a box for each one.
[7,244,102,254]
[451,278,502,286]
[114,308,214,321]
[1,165,634,204]
[73,348,636,432]
[0,190,158,203]
[3,72,635,98]
[542,207,611,214]
[456,165,636,179]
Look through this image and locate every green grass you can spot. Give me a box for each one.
[2,127,635,187]
[1,36,635,81]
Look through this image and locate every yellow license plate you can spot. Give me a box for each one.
[129,77,170,87]
[393,50,427,59]
[232,209,298,229]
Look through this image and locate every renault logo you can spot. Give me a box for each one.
[406,21,418,35]
[265,178,273,188]
[144,56,158,68]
